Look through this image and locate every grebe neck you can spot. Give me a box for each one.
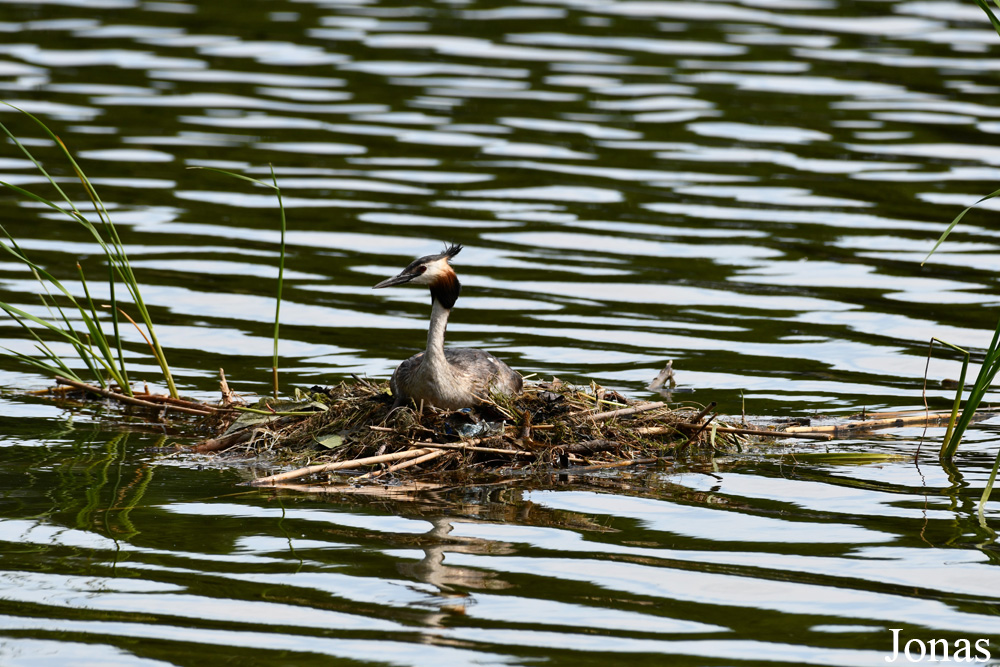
[425,298,451,365]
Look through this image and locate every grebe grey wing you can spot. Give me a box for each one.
[444,348,522,396]
[390,351,425,408]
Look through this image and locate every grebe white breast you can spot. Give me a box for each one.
[373,244,523,410]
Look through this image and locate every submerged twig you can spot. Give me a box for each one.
[568,457,659,472]
[187,429,254,454]
[783,411,984,434]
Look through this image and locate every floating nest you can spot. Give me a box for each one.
[182,377,775,489]
[43,372,981,495]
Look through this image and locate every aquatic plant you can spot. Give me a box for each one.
[0,105,178,398]
[924,338,971,459]
[921,0,1000,513]
[189,166,287,398]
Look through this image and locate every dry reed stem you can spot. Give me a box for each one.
[636,424,833,441]
[567,401,665,421]
[26,385,76,395]
[219,368,240,406]
[682,413,717,448]
[691,401,717,423]
[784,413,961,434]
[357,449,449,479]
[860,406,1000,420]
[55,376,213,416]
[365,427,528,456]
[134,392,221,412]
[419,441,535,457]
[251,447,437,486]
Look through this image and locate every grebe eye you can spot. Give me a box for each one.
[415,266,427,274]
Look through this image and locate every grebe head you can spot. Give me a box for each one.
[373,243,463,308]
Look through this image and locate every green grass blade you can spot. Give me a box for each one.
[979,451,1000,517]
[107,263,129,393]
[2,346,82,382]
[191,165,286,397]
[76,263,129,394]
[33,342,85,381]
[1,302,88,347]
[973,0,1000,35]
[32,342,81,380]
[0,180,78,221]
[270,165,285,399]
[1,111,123,277]
[0,228,113,380]
[0,108,79,210]
[0,302,120,380]
[928,338,971,458]
[187,166,279,191]
[0,108,178,397]
[923,186,1000,265]
[942,357,1000,459]
[2,307,95,385]
[1,104,115,233]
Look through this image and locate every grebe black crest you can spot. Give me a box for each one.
[373,244,523,410]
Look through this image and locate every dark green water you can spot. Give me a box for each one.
[2,0,1000,664]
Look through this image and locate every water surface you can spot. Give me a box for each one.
[1,0,1000,664]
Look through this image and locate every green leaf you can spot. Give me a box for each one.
[313,434,344,449]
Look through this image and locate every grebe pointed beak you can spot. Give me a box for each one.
[373,271,418,289]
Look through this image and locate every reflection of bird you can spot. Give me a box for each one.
[373,244,522,410]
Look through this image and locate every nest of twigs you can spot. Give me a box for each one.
[36,374,836,493]
[186,377,763,489]
[33,373,989,496]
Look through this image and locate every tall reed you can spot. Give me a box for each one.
[190,166,287,398]
[0,105,177,397]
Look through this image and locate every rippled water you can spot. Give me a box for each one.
[2,0,1000,663]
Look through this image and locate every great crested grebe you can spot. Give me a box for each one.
[373,244,523,410]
